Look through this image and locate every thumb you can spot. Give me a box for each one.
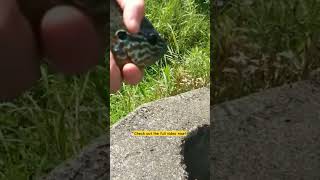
[122,0,144,33]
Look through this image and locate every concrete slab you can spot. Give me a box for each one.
[211,79,320,179]
[111,87,210,179]
[43,87,210,180]
[42,135,109,180]
[43,76,320,180]
[43,73,320,180]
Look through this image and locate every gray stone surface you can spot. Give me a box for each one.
[211,79,320,179]
[43,76,320,179]
[43,87,210,180]
[111,87,210,179]
[42,135,109,180]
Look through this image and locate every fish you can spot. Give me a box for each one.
[110,0,167,68]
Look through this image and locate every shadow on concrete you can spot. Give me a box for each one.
[181,125,210,180]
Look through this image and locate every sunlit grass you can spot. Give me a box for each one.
[0,0,210,178]
[110,0,210,124]
[212,0,320,104]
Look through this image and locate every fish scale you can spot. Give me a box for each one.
[110,0,167,67]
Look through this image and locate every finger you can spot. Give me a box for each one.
[0,0,40,100]
[110,52,122,93]
[122,63,143,85]
[41,5,101,75]
[117,0,144,33]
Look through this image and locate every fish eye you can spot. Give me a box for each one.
[116,30,128,40]
[147,34,158,45]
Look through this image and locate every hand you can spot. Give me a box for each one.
[110,0,144,93]
[0,0,103,100]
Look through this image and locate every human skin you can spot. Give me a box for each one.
[0,0,144,100]
[110,0,144,93]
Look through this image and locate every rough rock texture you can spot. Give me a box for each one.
[43,87,210,180]
[111,87,210,179]
[211,79,320,179]
[43,77,320,180]
[42,135,109,180]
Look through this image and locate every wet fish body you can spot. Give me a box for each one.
[110,0,167,67]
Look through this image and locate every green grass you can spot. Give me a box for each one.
[212,0,320,104]
[110,0,210,124]
[0,65,107,179]
[4,0,319,178]
[0,0,210,179]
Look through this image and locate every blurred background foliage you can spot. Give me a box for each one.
[212,0,320,104]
